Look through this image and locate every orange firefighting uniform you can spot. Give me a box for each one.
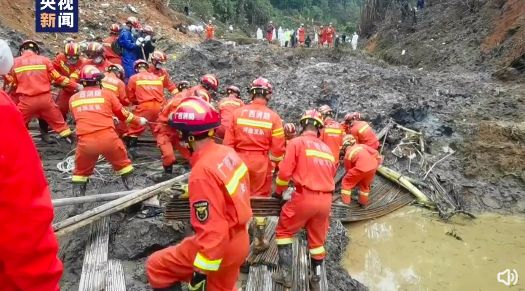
[148,66,178,94]
[154,91,191,167]
[69,87,140,183]
[325,26,335,47]
[85,59,113,73]
[223,98,285,197]
[319,117,344,166]
[216,95,245,139]
[146,140,252,290]
[102,35,122,65]
[11,50,72,137]
[341,143,381,206]
[205,24,215,40]
[274,131,336,260]
[0,91,63,291]
[298,27,306,44]
[101,72,129,136]
[52,53,85,117]
[126,71,165,137]
[346,120,380,150]
[319,28,327,46]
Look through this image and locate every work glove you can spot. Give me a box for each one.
[112,116,120,125]
[144,35,152,42]
[135,37,144,46]
[139,117,148,125]
[76,84,84,91]
[189,271,207,291]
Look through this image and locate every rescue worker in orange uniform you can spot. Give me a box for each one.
[340,134,382,207]
[69,65,147,196]
[102,64,129,136]
[154,81,192,180]
[284,122,297,141]
[325,23,336,48]
[344,112,380,149]
[318,104,344,166]
[126,59,165,157]
[273,109,336,290]
[184,74,219,101]
[11,40,75,143]
[85,42,113,72]
[216,85,244,139]
[146,97,252,291]
[102,23,123,65]
[223,77,285,253]
[205,20,215,40]
[53,42,85,119]
[148,51,178,95]
[0,38,63,291]
[318,25,326,48]
[298,24,306,46]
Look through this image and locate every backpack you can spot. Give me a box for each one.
[111,39,123,56]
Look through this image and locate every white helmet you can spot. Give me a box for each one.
[0,39,14,75]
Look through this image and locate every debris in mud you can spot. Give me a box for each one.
[445,229,463,241]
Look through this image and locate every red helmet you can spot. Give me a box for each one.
[86,42,104,58]
[226,85,240,96]
[80,65,104,83]
[300,109,324,128]
[200,74,219,91]
[133,59,149,71]
[64,42,80,57]
[168,97,220,135]
[151,51,167,64]
[126,16,141,28]
[193,89,211,103]
[108,64,125,79]
[318,105,333,116]
[344,112,361,122]
[284,123,296,138]
[142,25,154,35]
[177,80,190,91]
[19,40,40,54]
[110,23,120,34]
[250,77,272,95]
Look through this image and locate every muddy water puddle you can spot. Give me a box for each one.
[343,207,525,291]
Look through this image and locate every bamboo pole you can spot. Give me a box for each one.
[54,173,189,237]
[53,190,133,207]
[377,166,434,208]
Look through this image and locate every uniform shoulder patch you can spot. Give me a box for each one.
[193,200,209,223]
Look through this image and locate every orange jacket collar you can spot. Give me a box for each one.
[190,138,216,166]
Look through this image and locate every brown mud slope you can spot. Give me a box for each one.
[367,0,525,78]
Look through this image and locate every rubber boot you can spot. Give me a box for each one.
[121,172,135,190]
[72,182,87,197]
[39,119,53,144]
[128,137,138,159]
[272,244,293,288]
[154,165,173,182]
[153,283,182,291]
[309,258,323,291]
[253,217,270,254]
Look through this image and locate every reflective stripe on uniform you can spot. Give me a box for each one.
[70,72,79,79]
[117,164,133,175]
[72,175,89,182]
[136,80,163,86]
[309,246,326,255]
[340,189,352,196]
[272,127,284,137]
[275,176,289,187]
[14,64,46,73]
[71,97,105,108]
[360,192,369,197]
[358,123,370,134]
[305,149,335,162]
[347,146,363,160]
[220,100,241,107]
[60,78,70,86]
[193,252,222,271]
[125,112,135,123]
[325,128,342,135]
[276,237,294,245]
[59,128,72,137]
[237,118,272,129]
[225,163,248,195]
[102,82,118,91]
[269,152,284,162]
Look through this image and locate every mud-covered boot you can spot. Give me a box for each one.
[127,137,138,159]
[72,182,87,197]
[253,217,270,254]
[121,172,135,190]
[153,283,182,291]
[154,165,173,182]
[272,244,293,288]
[309,258,323,291]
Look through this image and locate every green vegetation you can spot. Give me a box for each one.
[169,0,362,34]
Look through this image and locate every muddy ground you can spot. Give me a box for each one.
[33,40,524,290]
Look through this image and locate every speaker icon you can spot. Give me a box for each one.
[497,269,519,286]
